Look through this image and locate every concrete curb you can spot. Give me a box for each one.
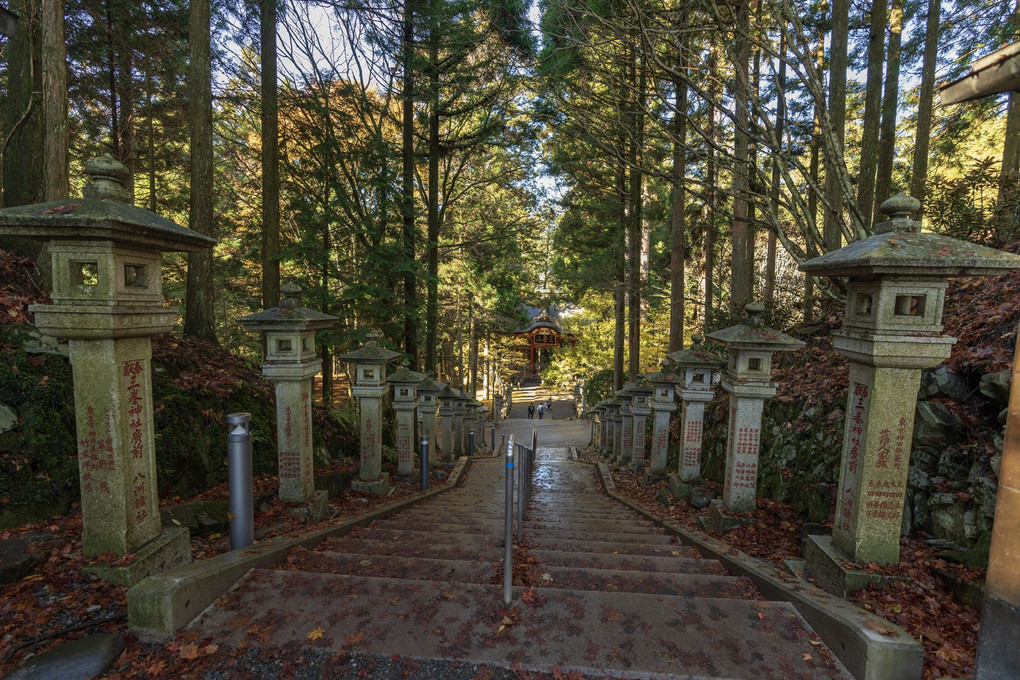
[594,463,923,680]
[127,457,471,642]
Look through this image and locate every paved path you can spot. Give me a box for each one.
[189,421,851,678]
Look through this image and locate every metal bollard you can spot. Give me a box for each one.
[420,435,429,492]
[502,433,506,448]
[469,429,475,457]
[504,435,515,606]
[491,425,496,451]
[227,413,254,551]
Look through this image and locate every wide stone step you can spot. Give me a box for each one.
[318,536,497,561]
[189,568,850,679]
[281,550,497,584]
[526,527,671,544]
[379,518,658,536]
[530,548,721,573]
[349,526,506,547]
[535,565,760,599]
[527,536,684,557]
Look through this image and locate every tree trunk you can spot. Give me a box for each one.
[424,35,440,374]
[730,0,752,310]
[668,64,688,351]
[41,0,67,202]
[183,0,218,343]
[614,155,626,392]
[2,0,42,209]
[995,0,1020,236]
[858,0,888,227]
[401,0,418,367]
[765,27,786,308]
[823,0,849,252]
[261,0,280,309]
[703,43,720,330]
[627,49,644,380]
[469,302,478,397]
[909,0,940,210]
[874,0,904,220]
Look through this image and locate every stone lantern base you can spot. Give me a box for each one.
[85,526,192,587]
[802,534,887,597]
[351,472,391,495]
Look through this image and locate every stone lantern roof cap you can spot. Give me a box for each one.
[665,333,726,368]
[642,369,683,385]
[387,361,426,385]
[417,375,447,393]
[339,331,402,364]
[437,385,461,400]
[800,193,1020,277]
[0,154,216,253]
[707,302,805,352]
[623,380,652,394]
[238,283,338,332]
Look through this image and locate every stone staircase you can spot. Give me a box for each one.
[188,452,852,679]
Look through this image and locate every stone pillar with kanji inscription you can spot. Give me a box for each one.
[626,381,652,471]
[0,155,211,582]
[609,400,622,459]
[665,335,724,484]
[416,376,445,465]
[708,303,804,514]
[239,283,338,502]
[615,389,634,464]
[437,385,459,461]
[388,362,425,476]
[341,332,401,494]
[643,368,681,482]
[800,194,1020,575]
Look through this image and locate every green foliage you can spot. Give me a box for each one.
[0,350,79,515]
[582,368,615,405]
[0,335,359,521]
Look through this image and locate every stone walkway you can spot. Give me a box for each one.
[189,422,851,678]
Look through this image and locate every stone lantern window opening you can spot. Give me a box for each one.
[855,293,873,317]
[276,338,293,353]
[894,294,924,317]
[72,260,100,286]
[124,264,147,288]
[747,357,762,371]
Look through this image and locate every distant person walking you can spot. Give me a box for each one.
[528,403,535,419]
[538,403,545,420]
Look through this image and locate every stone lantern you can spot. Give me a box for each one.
[614,389,635,464]
[799,193,1020,585]
[340,332,402,493]
[595,402,610,453]
[665,334,725,484]
[708,302,804,515]
[416,375,445,463]
[624,380,653,471]
[0,154,213,580]
[642,364,684,482]
[606,399,622,459]
[437,385,460,461]
[452,390,469,455]
[238,282,337,503]
[387,362,425,476]
[587,403,599,452]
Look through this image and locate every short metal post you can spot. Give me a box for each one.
[227,413,254,551]
[502,433,506,448]
[420,435,429,491]
[469,429,475,457]
[504,435,515,606]
[491,425,496,451]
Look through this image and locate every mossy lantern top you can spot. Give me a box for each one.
[416,375,447,410]
[708,303,805,382]
[237,282,338,364]
[339,331,402,387]
[664,334,725,392]
[387,361,426,404]
[0,155,215,338]
[800,193,1020,336]
[623,380,652,412]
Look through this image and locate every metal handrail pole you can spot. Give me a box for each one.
[503,435,515,606]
